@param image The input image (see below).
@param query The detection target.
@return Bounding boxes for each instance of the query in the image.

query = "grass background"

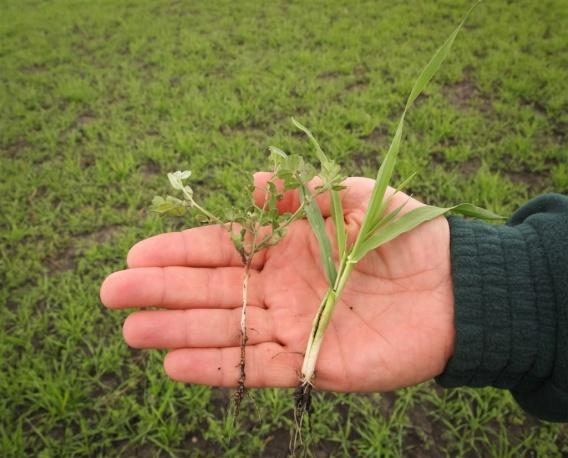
[1,0,567,456]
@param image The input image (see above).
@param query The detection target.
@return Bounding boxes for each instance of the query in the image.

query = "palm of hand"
[100,176,454,393]
[256,183,454,392]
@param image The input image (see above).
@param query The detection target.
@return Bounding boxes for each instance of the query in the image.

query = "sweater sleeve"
[436,194,568,422]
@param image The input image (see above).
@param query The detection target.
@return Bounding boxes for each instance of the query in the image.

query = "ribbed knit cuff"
[436,216,557,393]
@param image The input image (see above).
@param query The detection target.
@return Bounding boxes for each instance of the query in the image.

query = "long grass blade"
[331,190,347,259]
[450,202,504,220]
[364,117,405,230]
[406,0,482,110]
[365,195,412,238]
[394,172,417,195]
[353,1,482,248]
[352,201,503,262]
[292,117,346,265]
[353,205,450,261]
[300,184,337,285]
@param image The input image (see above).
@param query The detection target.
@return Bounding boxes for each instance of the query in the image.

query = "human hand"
[100,173,455,392]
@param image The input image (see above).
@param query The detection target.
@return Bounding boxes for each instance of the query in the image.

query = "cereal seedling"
[284,1,505,449]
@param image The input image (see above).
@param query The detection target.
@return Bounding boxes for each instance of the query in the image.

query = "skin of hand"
[100,172,455,393]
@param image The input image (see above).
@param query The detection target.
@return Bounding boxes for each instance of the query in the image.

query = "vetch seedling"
[151,152,329,417]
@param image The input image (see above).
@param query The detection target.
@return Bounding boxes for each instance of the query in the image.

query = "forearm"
[437,194,568,422]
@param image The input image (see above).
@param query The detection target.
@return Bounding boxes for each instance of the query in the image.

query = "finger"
[253,172,377,217]
[253,171,329,215]
[126,224,266,269]
[123,307,274,349]
[164,343,302,388]
[100,266,264,309]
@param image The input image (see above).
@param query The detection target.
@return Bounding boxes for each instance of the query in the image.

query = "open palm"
[100,173,455,393]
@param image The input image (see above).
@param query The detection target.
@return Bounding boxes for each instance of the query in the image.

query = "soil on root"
[232,332,248,417]
[290,382,314,454]
[232,262,251,418]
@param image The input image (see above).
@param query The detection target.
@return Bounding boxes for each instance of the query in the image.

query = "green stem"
[276,201,306,235]
[280,179,330,230]
[191,201,223,225]
[300,258,354,384]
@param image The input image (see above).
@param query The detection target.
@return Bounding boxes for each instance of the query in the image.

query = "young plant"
[150,154,328,416]
[284,0,503,443]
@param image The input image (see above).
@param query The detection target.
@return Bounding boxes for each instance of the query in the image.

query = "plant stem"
[278,184,329,234]
[280,202,306,230]
[234,257,251,417]
[299,259,354,386]
[191,201,224,225]
[233,203,264,416]
[293,257,355,447]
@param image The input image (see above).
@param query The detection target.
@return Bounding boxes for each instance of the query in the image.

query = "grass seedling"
[283,1,506,449]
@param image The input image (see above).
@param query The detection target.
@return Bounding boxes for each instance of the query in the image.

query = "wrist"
[439,217,456,374]
[437,215,557,390]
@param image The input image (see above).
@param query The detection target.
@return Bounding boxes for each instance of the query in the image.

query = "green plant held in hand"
[150,151,329,416]
[151,0,503,451]
[285,0,505,448]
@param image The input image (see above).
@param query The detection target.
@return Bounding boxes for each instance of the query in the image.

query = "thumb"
[252,171,332,216]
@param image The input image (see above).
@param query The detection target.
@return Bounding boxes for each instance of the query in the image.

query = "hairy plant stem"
[233,184,323,420]
[192,201,223,225]
[233,256,252,417]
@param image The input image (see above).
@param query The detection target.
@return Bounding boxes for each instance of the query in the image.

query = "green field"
[1,0,567,456]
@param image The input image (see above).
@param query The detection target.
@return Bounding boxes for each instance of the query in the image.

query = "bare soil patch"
[442,68,491,113]
[46,226,123,272]
[3,139,31,159]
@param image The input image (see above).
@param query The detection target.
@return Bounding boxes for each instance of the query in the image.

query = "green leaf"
[298,161,317,183]
[331,190,347,260]
[269,145,288,158]
[352,200,504,262]
[320,161,343,190]
[150,195,186,217]
[450,202,505,220]
[291,117,342,281]
[291,117,343,189]
[365,195,411,238]
[363,173,416,234]
[352,1,482,253]
[230,232,244,253]
[267,181,278,210]
[405,1,482,110]
[275,154,309,190]
[285,154,301,172]
[361,117,405,235]
[332,184,347,191]
[291,117,327,164]
[352,205,449,261]
[394,172,417,195]
[182,185,194,200]
[167,170,192,191]
[300,184,337,285]
[269,146,288,171]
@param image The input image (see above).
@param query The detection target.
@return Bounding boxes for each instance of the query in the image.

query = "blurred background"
[1,0,567,456]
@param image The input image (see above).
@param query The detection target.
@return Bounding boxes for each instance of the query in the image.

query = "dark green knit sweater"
[437,194,568,422]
